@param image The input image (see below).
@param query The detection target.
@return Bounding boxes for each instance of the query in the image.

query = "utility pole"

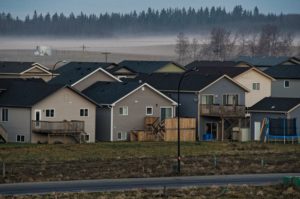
[102,52,111,63]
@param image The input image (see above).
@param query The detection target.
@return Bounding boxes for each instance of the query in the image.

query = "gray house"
[82,81,177,141]
[0,79,97,143]
[248,97,300,142]
[49,62,121,91]
[265,64,300,98]
[136,73,249,140]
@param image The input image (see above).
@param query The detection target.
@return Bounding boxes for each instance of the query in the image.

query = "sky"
[0,0,299,19]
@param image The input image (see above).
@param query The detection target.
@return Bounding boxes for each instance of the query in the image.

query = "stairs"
[0,124,8,143]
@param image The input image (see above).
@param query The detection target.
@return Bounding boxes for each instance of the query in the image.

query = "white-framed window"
[252,83,260,90]
[146,106,153,115]
[223,94,239,105]
[80,108,89,117]
[45,109,55,117]
[284,80,290,88]
[16,135,25,143]
[117,132,127,140]
[1,108,8,122]
[119,106,128,116]
[201,95,214,105]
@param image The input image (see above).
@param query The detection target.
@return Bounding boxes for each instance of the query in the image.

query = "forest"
[0,5,299,36]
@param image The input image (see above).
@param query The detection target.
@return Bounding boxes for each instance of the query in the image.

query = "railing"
[32,120,84,134]
[200,104,245,117]
[0,124,8,142]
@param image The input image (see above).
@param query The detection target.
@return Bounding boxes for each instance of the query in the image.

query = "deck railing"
[0,124,8,142]
[32,120,84,134]
[200,104,245,117]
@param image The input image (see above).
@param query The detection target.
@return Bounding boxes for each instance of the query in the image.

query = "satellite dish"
[34,46,52,56]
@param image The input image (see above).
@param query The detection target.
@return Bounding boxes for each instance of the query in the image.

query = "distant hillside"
[0,6,300,37]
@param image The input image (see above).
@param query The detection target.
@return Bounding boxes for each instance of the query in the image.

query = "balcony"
[200,104,245,117]
[32,120,85,135]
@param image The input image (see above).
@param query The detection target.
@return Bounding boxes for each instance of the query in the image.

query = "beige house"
[0,79,97,143]
[0,61,54,81]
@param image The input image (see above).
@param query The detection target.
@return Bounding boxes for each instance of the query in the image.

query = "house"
[112,60,185,79]
[248,97,300,141]
[0,79,97,143]
[136,73,249,140]
[0,61,54,81]
[234,56,289,71]
[82,81,177,141]
[185,61,274,107]
[49,62,121,91]
[265,64,300,98]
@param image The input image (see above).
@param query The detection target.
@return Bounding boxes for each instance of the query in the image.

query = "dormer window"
[284,80,290,88]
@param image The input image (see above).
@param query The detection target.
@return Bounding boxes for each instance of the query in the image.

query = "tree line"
[175,24,299,64]
[0,6,299,36]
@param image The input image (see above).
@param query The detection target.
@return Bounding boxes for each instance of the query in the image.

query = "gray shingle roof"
[49,62,115,85]
[248,97,300,112]
[235,56,289,67]
[265,64,300,79]
[0,61,35,73]
[185,61,240,69]
[0,79,63,107]
[118,60,183,74]
[82,81,142,105]
[134,73,225,91]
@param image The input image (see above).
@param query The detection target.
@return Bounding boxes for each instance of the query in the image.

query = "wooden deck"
[200,104,245,117]
[32,120,84,135]
[0,124,8,143]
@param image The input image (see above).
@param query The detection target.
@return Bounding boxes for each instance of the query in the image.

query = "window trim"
[201,94,215,105]
[222,94,239,106]
[16,134,25,143]
[80,108,89,117]
[252,82,260,90]
[146,106,153,116]
[284,80,290,88]
[1,108,8,122]
[45,108,55,118]
[119,106,128,116]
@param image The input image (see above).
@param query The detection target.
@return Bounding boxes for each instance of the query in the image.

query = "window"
[252,83,260,90]
[1,108,8,122]
[284,80,290,88]
[45,109,54,117]
[201,95,214,105]
[117,132,127,140]
[146,106,153,115]
[160,107,173,121]
[119,106,128,115]
[80,109,88,117]
[223,94,239,105]
[16,135,25,142]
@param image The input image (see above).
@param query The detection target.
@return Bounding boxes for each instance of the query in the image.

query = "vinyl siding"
[271,79,300,98]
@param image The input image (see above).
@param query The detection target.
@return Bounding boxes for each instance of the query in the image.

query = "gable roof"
[135,73,249,92]
[235,56,289,67]
[185,61,242,69]
[0,61,50,74]
[0,79,97,108]
[49,62,119,85]
[82,81,177,106]
[265,64,300,79]
[118,60,184,74]
[248,97,300,113]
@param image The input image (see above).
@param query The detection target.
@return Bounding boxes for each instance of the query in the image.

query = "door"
[205,122,218,139]
[35,110,41,128]
[254,122,261,141]
[160,107,173,121]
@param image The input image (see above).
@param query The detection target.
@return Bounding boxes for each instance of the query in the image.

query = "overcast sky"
[1,0,299,19]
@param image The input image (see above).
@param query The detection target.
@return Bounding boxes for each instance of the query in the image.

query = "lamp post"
[177,68,197,174]
[51,60,67,79]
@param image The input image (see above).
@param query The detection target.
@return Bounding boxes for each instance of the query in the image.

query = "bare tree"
[175,32,190,65]
[190,38,199,61]
[247,33,259,56]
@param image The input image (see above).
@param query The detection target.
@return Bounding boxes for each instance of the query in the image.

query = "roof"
[0,79,63,107]
[83,81,177,105]
[235,56,289,67]
[49,62,116,85]
[185,61,241,69]
[189,66,251,78]
[117,60,184,74]
[0,61,45,73]
[134,73,248,92]
[265,64,300,79]
[248,97,300,113]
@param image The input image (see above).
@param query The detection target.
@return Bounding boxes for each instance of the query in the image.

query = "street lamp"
[177,68,197,174]
[51,60,67,79]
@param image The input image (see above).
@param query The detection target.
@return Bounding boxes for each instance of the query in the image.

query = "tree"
[175,32,190,64]
[190,38,199,61]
